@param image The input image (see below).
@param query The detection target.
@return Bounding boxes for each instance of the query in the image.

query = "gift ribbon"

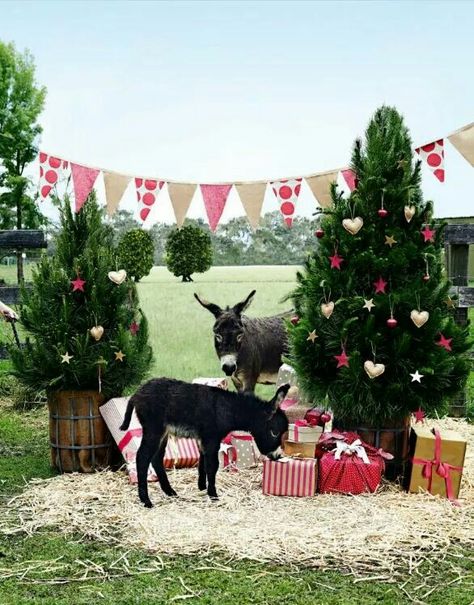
[333,439,370,464]
[118,428,142,451]
[412,429,463,504]
[293,419,316,442]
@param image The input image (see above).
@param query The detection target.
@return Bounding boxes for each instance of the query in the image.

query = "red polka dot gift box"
[318,433,393,495]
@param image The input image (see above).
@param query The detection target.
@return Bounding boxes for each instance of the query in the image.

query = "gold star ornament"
[363,298,375,312]
[384,235,397,248]
[115,350,126,362]
[307,330,318,343]
[445,297,456,309]
[61,352,73,364]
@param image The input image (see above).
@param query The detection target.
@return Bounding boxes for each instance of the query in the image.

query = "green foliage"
[289,106,472,425]
[9,194,153,399]
[165,224,213,281]
[117,228,154,282]
[0,40,47,231]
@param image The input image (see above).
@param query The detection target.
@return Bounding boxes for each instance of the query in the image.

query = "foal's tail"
[119,396,136,431]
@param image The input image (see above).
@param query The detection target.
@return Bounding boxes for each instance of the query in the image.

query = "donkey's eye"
[236,333,244,343]
[271,430,279,438]
[215,334,223,343]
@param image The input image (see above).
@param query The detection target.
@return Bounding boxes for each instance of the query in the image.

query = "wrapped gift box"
[192,377,228,389]
[284,440,316,458]
[288,421,323,443]
[406,426,466,501]
[318,437,386,495]
[262,458,317,497]
[219,431,261,471]
[100,397,200,484]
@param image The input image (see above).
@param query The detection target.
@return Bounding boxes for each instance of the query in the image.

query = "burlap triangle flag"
[103,171,131,216]
[70,163,100,212]
[235,182,267,229]
[168,183,197,227]
[448,122,474,166]
[305,171,339,208]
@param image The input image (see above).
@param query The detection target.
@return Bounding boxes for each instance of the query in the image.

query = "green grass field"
[0,265,473,604]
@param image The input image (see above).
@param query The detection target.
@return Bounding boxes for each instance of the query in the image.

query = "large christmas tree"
[289,107,471,426]
[11,194,153,398]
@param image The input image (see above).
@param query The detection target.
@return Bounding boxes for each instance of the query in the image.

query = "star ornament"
[410,370,424,383]
[373,276,388,294]
[115,350,126,362]
[421,225,436,243]
[329,252,344,270]
[334,349,350,369]
[445,297,456,309]
[413,408,426,423]
[436,333,452,352]
[363,298,375,312]
[307,330,318,343]
[384,235,397,248]
[61,352,73,364]
[71,276,86,292]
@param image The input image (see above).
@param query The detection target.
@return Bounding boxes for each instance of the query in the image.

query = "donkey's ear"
[233,290,256,315]
[271,383,290,409]
[194,293,222,318]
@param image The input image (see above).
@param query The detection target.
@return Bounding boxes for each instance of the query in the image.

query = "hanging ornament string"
[378,189,388,218]
[371,341,377,362]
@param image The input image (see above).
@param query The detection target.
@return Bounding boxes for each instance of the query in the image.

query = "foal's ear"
[194,293,222,318]
[270,383,290,409]
[233,290,256,315]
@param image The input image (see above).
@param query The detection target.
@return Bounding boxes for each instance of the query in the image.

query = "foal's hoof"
[209,495,219,502]
[143,500,153,508]
[165,489,178,497]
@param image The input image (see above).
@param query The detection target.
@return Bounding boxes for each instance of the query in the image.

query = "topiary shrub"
[165,224,213,282]
[118,229,155,282]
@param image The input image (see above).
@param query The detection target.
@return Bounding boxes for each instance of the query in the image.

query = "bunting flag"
[168,182,197,228]
[305,170,339,208]
[135,178,164,223]
[38,152,68,200]
[200,184,233,231]
[235,182,267,229]
[415,139,445,182]
[448,123,474,166]
[71,163,101,212]
[336,168,357,198]
[270,178,302,227]
[103,171,131,217]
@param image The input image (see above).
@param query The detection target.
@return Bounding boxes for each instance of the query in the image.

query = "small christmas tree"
[11,194,153,398]
[289,107,471,426]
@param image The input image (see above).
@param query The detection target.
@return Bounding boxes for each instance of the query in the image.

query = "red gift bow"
[412,429,463,504]
[220,432,254,470]
[118,427,142,451]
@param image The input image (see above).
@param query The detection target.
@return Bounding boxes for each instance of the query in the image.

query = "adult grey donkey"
[194,290,289,392]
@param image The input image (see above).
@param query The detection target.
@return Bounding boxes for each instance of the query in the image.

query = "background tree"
[118,228,155,282]
[165,224,212,282]
[10,193,153,398]
[0,41,47,282]
[289,106,471,426]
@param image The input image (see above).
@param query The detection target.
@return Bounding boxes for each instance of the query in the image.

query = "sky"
[1,0,474,225]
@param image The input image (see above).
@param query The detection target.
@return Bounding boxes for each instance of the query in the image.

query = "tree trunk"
[15,180,24,284]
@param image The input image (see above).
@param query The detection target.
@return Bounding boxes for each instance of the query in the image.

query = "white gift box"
[288,423,323,443]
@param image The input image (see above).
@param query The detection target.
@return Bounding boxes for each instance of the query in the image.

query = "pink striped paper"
[262,458,317,497]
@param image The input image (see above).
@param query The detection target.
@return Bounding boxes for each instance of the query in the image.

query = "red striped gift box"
[262,458,317,497]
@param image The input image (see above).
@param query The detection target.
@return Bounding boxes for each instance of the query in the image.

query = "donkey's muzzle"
[222,363,237,376]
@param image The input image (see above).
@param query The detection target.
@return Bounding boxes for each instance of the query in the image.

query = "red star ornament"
[421,225,436,243]
[130,321,140,335]
[71,276,86,292]
[334,348,350,368]
[373,276,388,294]
[413,408,426,423]
[436,333,452,351]
[329,252,344,270]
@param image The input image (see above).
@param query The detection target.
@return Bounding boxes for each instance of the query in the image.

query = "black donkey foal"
[120,378,290,507]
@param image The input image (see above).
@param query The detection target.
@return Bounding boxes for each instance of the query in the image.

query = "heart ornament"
[364,360,385,379]
[108,269,127,285]
[342,217,364,235]
[90,326,104,341]
[410,310,429,328]
[404,206,416,223]
[321,301,335,319]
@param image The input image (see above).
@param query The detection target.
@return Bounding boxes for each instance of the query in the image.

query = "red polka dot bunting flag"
[270,178,302,227]
[336,168,357,199]
[415,139,445,182]
[38,152,69,200]
[134,178,164,223]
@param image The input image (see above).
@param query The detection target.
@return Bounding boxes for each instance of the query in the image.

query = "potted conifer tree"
[289,106,472,478]
[11,194,153,472]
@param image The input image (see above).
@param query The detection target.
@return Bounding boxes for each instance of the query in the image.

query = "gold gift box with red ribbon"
[406,426,467,501]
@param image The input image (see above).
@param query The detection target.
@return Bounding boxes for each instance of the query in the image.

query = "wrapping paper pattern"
[270,178,302,227]
[135,178,164,223]
[71,163,100,212]
[263,458,317,497]
[192,377,228,389]
[288,423,322,443]
[38,152,69,200]
[219,431,261,471]
[318,449,384,494]
[415,139,445,182]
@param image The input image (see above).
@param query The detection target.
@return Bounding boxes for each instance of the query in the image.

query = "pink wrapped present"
[262,458,317,497]
[219,431,261,471]
[100,397,200,484]
[192,377,228,389]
